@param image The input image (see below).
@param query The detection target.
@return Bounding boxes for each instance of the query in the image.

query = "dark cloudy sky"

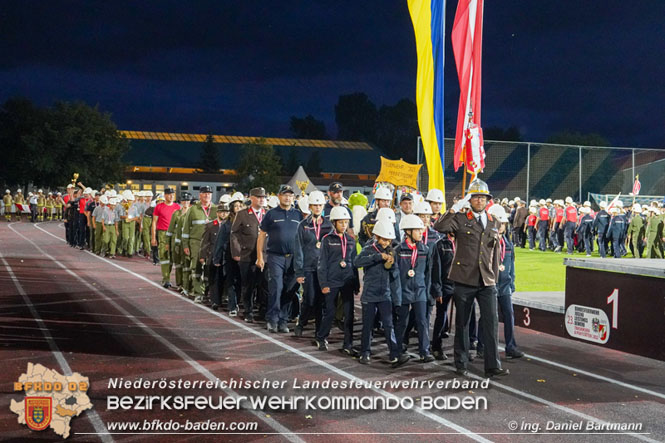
[2,1,664,147]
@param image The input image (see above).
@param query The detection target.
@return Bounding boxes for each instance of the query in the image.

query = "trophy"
[71,172,79,186]
[296,179,309,195]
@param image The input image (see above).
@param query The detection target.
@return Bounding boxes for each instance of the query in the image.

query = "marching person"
[576,206,594,256]
[101,197,119,258]
[294,190,332,337]
[231,188,266,323]
[607,207,626,258]
[394,214,435,364]
[426,188,445,224]
[211,201,234,312]
[643,207,662,259]
[3,190,13,222]
[537,199,549,251]
[430,220,455,361]
[316,206,359,354]
[593,201,610,258]
[14,189,25,222]
[627,204,645,258]
[152,188,181,288]
[525,207,537,250]
[355,220,405,366]
[167,193,192,293]
[563,197,578,254]
[200,203,231,310]
[325,182,354,232]
[256,185,302,333]
[512,199,527,248]
[91,195,106,255]
[182,186,216,303]
[434,178,509,378]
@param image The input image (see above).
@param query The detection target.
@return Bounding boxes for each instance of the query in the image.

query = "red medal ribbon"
[423,228,429,244]
[339,233,347,262]
[313,216,322,241]
[251,207,263,224]
[202,204,211,220]
[406,239,418,269]
[500,236,506,262]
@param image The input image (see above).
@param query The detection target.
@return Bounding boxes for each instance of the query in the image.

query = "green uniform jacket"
[182,203,217,249]
[627,214,644,238]
[167,208,187,249]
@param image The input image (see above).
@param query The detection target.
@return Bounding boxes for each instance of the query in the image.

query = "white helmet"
[501,198,509,205]
[298,196,310,215]
[374,187,393,201]
[5,189,9,193]
[539,199,546,206]
[84,187,92,195]
[425,188,444,203]
[632,204,641,213]
[38,189,43,193]
[565,197,573,204]
[399,214,425,230]
[609,207,619,214]
[127,192,135,201]
[529,206,537,214]
[376,207,396,224]
[372,219,396,239]
[599,201,607,209]
[329,206,351,221]
[230,192,245,203]
[17,189,22,193]
[28,192,33,196]
[488,204,509,223]
[144,190,153,197]
[268,196,279,208]
[530,199,538,206]
[508,200,515,206]
[107,190,117,198]
[651,207,661,215]
[108,197,119,205]
[219,194,232,204]
[66,184,74,189]
[546,198,552,204]
[514,197,521,203]
[616,200,624,208]
[580,206,590,214]
[413,201,433,215]
[308,190,326,205]
[100,195,109,204]
[583,201,591,207]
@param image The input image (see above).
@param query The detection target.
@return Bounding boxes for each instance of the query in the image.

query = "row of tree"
[0,98,129,189]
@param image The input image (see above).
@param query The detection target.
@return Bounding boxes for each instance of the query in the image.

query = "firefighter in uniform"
[359,187,393,246]
[167,193,192,292]
[182,186,216,303]
[3,190,13,222]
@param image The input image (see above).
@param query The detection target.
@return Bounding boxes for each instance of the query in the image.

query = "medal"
[340,261,347,268]
[499,264,505,272]
[339,233,348,268]
[316,241,321,249]
[407,269,415,278]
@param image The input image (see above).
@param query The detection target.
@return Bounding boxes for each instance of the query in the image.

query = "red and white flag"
[606,193,622,211]
[452,0,485,174]
[632,175,641,195]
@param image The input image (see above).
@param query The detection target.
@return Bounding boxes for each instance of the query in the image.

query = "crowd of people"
[502,196,664,258]
[3,178,663,378]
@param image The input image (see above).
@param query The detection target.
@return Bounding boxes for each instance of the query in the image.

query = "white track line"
[0,243,113,443]
[30,223,491,442]
[11,224,303,443]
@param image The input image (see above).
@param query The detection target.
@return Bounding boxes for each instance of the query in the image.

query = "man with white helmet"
[256,185,303,332]
[592,200,610,258]
[359,187,393,245]
[526,206,538,250]
[512,199,528,248]
[433,178,509,378]
[354,219,403,366]
[537,199,549,251]
[91,194,106,255]
[393,214,435,365]
[562,197,578,254]
[627,204,645,258]
[575,207,594,256]
[3,189,13,222]
[294,190,333,337]
[607,207,626,258]
[426,188,445,223]
[316,205,358,353]
[100,197,120,258]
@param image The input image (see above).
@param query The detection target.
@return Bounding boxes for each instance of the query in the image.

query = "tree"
[281,148,300,176]
[483,125,523,142]
[0,98,129,189]
[235,138,282,193]
[335,92,378,142]
[375,98,420,162]
[305,151,322,177]
[546,130,609,147]
[290,114,327,139]
[197,133,220,173]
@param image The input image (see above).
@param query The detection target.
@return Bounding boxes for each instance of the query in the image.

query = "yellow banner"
[375,157,422,189]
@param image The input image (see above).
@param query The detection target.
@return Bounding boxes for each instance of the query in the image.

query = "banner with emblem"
[375,157,422,190]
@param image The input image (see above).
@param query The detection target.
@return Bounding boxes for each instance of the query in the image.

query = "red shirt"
[527,214,537,226]
[63,195,70,204]
[154,202,181,231]
[555,208,564,223]
[538,207,549,221]
[78,198,88,214]
[565,206,578,222]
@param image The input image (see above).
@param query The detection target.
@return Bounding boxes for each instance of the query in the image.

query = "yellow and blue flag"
[407,0,446,203]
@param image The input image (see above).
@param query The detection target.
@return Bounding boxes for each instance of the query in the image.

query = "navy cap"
[164,187,175,195]
[278,185,295,194]
[180,192,191,201]
[400,193,413,202]
[328,182,343,192]
[199,185,213,193]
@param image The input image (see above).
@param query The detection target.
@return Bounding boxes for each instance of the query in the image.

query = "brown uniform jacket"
[230,207,265,262]
[433,210,501,287]
[513,206,528,228]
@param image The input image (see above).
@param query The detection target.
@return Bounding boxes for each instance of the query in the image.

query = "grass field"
[514,247,567,292]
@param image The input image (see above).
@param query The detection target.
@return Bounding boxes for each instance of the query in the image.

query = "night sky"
[2,1,664,147]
